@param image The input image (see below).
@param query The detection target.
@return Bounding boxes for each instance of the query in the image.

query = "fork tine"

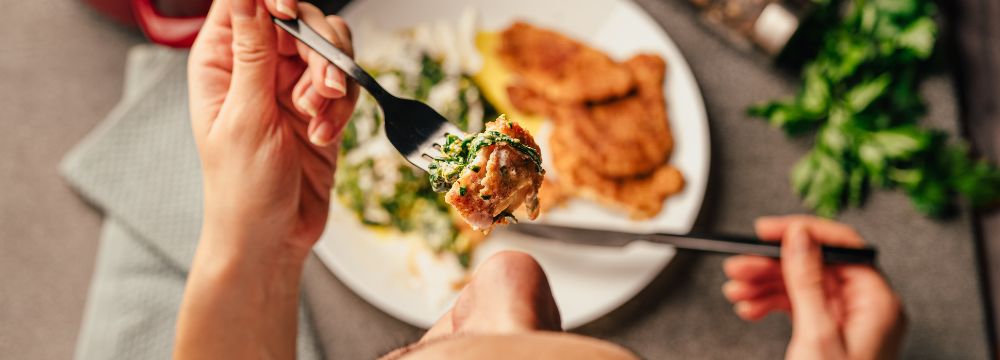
[402,122,464,171]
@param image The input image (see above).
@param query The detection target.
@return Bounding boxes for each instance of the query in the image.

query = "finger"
[308,52,359,147]
[307,114,339,147]
[836,265,900,314]
[722,280,786,303]
[310,77,359,146]
[188,0,233,139]
[226,0,278,109]
[202,0,234,30]
[292,75,326,119]
[326,15,354,57]
[781,221,838,338]
[836,266,906,354]
[297,5,350,98]
[723,255,783,282]
[734,294,791,321]
[276,56,307,100]
[275,23,299,57]
[755,215,865,247]
[263,0,297,19]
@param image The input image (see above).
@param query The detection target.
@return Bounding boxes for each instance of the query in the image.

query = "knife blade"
[510,223,877,264]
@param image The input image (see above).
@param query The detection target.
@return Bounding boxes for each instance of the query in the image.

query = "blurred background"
[1,0,998,358]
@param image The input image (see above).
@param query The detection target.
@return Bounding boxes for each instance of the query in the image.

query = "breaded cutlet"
[550,131,685,219]
[549,53,674,178]
[498,22,635,104]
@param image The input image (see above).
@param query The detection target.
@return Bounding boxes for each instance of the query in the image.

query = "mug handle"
[131,0,206,48]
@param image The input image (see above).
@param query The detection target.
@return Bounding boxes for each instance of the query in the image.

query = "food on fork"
[429,115,545,231]
[498,22,635,103]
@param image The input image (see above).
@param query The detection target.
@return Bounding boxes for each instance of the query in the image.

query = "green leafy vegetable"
[428,120,544,193]
[750,0,1000,216]
[335,52,499,266]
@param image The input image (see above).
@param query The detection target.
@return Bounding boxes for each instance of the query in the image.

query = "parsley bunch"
[750,0,1000,217]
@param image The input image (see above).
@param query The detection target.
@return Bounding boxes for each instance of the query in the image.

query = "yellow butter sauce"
[471,31,546,135]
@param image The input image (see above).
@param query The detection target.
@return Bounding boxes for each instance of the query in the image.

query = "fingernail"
[721,282,736,297]
[734,302,750,315]
[310,121,334,146]
[276,0,297,18]
[297,86,319,117]
[324,65,346,95]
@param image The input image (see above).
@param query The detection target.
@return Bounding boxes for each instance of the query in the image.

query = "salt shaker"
[688,0,830,63]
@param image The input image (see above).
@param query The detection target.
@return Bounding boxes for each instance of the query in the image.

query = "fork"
[273,17,462,171]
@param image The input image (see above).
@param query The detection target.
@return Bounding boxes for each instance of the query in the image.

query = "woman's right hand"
[722,216,906,359]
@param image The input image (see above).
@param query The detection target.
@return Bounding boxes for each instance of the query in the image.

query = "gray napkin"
[63,45,321,360]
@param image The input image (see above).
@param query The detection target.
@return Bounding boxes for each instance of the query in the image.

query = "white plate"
[314,0,711,329]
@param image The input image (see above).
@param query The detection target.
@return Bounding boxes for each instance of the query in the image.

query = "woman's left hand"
[188,0,358,262]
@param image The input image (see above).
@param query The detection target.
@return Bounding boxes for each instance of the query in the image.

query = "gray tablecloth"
[62,0,991,359]
[64,46,322,360]
[304,0,991,358]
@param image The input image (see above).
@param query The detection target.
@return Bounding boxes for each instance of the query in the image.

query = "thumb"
[782,222,837,340]
[228,0,277,105]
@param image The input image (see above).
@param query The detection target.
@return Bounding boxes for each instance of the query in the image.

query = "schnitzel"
[487,22,685,220]
[550,54,674,178]
[550,132,685,219]
[504,51,685,219]
[498,22,634,103]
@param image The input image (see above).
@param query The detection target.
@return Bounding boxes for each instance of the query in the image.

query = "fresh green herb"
[415,53,446,100]
[337,53,500,267]
[428,118,544,193]
[459,186,467,196]
[750,0,1000,217]
[457,252,471,268]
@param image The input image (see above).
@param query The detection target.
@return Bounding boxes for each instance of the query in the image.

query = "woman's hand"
[722,216,906,359]
[188,0,357,261]
[176,0,357,358]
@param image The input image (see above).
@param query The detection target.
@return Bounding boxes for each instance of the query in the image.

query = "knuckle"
[330,17,352,39]
[233,37,273,64]
[326,15,347,30]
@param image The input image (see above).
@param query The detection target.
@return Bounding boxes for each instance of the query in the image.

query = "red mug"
[84,0,211,48]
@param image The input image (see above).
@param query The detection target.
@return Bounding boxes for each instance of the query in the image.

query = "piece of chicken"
[433,116,545,231]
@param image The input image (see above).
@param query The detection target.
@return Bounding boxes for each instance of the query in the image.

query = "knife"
[510,223,877,264]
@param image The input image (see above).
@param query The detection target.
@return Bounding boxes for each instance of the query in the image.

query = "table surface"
[0,1,143,359]
[0,0,993,359]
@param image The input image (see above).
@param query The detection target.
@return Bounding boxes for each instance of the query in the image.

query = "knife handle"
[661,232,877,265]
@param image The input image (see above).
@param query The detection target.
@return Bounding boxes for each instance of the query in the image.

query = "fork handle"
[273,17,395,104]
